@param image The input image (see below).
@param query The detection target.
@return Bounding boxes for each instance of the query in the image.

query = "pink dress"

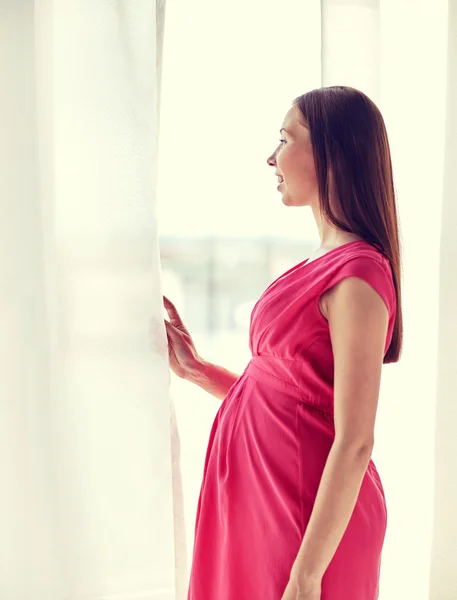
[187,240,396,600]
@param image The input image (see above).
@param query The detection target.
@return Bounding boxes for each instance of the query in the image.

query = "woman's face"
[266,105,319,208]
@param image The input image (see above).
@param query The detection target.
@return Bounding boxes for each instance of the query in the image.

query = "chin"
[281,194,309,207]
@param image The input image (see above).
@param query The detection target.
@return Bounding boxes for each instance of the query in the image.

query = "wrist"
[290,560,324,584]
[185,357,210,383]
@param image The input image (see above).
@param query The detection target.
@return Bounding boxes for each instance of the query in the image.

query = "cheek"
[282,156,315,188]
[277,147,295,174]
[287,163,318,203]
[299,157,317,185]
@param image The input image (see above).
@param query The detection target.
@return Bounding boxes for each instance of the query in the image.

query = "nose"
[266,152,276,167]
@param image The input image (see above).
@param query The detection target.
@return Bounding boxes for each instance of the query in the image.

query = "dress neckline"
[266,240,370,292]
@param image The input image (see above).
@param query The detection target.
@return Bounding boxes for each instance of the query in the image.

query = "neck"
[311,203,361,248]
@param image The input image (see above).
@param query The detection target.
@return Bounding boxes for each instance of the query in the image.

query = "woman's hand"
[280,574,322,600]
[154,295,203,379]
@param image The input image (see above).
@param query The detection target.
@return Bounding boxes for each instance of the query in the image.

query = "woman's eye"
[279,138,286,145]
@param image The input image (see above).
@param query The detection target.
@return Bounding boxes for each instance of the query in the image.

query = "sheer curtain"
[158,1,457,599]
[0,1,186,599]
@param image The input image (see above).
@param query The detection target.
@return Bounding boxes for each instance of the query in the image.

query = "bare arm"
[289,275,388,587]
[186,359,240,402]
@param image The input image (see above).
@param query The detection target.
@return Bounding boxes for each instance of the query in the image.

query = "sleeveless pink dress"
[187,240,396,600]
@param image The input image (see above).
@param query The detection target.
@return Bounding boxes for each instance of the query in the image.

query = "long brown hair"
[294,86,402,363]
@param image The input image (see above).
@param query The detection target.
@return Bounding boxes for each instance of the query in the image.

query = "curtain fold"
[430,1,457,598]
[0,1,185,598]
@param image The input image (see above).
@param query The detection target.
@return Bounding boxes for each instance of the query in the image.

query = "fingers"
[163,295,179,322]
[165,331,173,357]
[164,317,184,340]
[163,296,186,331]
[163,295,174,309]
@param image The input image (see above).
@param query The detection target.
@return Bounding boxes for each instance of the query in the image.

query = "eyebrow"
[279,128,290,134]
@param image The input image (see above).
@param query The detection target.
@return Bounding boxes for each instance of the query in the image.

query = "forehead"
[281,105,304,130]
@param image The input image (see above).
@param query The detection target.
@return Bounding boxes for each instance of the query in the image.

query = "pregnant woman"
[162,85,402,600]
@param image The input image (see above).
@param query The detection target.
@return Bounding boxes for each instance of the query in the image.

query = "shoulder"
[320,243,396,321]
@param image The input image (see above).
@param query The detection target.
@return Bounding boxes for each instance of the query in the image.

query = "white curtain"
[0,1,187,599]
[430,0,457,597]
